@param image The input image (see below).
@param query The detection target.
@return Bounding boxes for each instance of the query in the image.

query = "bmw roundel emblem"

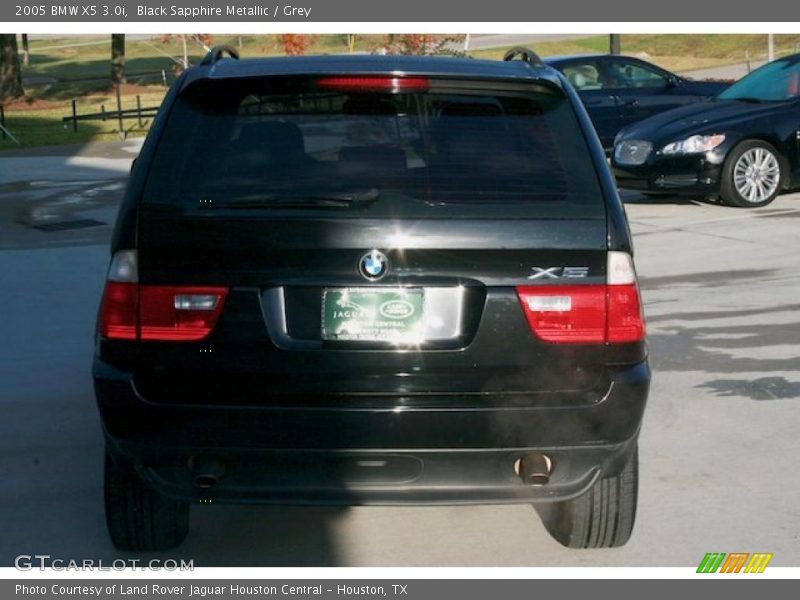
[359,249,389,281]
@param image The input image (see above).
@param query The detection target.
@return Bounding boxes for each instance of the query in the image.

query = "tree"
[21,34,29,66]
[111,34,126,85]
[280,34,310,56]
[0,34,24,100]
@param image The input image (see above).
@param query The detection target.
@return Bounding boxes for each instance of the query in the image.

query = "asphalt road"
[1,144,799,567]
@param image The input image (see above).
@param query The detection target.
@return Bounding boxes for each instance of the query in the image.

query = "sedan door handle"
[619,98,640,107]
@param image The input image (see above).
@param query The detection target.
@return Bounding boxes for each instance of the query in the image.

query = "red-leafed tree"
[279,34,309,56]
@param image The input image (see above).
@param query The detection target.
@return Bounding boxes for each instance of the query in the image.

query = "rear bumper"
[95,360,650,505]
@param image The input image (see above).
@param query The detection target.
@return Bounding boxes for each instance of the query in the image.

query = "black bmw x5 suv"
[94,47,650,551]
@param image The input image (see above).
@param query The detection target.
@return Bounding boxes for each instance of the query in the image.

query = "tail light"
[605,252,646,343]
[98,250,228,342]
[316,76,430,92]
[138,286,229,341]
[516,252,645,345]
[98,282,138,340]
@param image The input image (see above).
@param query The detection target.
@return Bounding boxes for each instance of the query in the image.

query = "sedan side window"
[562,64,604,91]
[607,60,668,89]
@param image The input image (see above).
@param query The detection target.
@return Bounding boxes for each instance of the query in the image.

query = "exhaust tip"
[515,453,553,486]
[188,454,226,489]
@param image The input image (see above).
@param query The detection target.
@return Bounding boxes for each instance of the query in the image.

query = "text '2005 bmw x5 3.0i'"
[94,46,650,551]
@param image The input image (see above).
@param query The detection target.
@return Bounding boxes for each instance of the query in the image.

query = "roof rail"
[502,47,545,69]
[200,45,240,66]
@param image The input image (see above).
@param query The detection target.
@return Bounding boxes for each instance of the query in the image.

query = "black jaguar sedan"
[612,53,800,207]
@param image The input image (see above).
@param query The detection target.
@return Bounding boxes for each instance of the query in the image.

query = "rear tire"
[104,449,190,551]
[535,446,638,549]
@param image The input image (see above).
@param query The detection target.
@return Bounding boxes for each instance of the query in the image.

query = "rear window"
[143,75,605,218]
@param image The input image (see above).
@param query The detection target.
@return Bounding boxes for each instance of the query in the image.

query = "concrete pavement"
[0,142,137,251]
[0,147,798,566]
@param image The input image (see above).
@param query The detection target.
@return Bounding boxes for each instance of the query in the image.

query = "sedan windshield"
[719,56,800,102]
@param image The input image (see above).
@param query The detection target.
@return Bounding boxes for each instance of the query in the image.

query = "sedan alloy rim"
[733,147,780,203]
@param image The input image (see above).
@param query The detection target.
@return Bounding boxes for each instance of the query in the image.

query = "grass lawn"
[2,106,141,147]
[1,86,168,150]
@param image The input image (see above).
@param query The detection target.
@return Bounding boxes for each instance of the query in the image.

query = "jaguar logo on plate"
[358,249,389,281]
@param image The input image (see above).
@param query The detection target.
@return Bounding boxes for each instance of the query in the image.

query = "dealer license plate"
[321,288,424,343]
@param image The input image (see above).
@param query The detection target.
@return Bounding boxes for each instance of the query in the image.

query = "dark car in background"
[94,47,649,551]
[612,53,800,207]
[546,54,729,149]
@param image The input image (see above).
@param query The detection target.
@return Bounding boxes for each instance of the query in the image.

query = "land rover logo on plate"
[379,299,415,320]
[359,250,388,281]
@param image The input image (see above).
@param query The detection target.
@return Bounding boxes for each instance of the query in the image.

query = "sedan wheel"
[721,141,783,207]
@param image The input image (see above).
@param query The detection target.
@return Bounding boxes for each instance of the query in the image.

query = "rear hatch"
[127,72,613,406]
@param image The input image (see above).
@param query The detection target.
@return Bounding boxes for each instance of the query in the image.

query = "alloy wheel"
[733,147,780,204]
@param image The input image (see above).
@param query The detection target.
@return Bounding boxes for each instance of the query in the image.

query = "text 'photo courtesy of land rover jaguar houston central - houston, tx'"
[93,47,650,552]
